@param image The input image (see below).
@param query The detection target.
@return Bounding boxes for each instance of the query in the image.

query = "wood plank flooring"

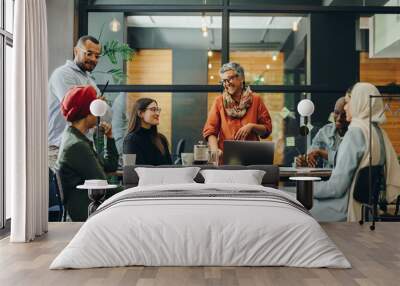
[0,222,399,286]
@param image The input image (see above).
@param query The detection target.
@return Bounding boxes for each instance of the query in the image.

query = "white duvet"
[50,183,351,269]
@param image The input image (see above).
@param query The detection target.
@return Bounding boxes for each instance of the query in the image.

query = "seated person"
[296,96,349,168]
[311,82,400,222]
[202,62,272,162]
[56,85,119,222]
[123,98,172,165]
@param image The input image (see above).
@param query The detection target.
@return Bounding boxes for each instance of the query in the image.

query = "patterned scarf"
[222,86,253,118]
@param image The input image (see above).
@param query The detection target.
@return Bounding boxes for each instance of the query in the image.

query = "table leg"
[296,181,314,210]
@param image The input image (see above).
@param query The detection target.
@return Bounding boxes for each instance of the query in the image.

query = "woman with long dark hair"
[123,98,172,165]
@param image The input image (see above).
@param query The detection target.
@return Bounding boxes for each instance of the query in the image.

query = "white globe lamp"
[90,99,108,117]
[90,99,109,155]
[297,99,314,117]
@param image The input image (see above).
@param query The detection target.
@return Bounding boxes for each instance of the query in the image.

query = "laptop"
[223,140,275,165]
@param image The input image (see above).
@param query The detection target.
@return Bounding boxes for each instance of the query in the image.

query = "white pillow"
[200,169,266,185]
[135,167,201,186]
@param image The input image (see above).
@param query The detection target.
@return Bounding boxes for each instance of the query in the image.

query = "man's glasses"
[146,107,162,113]
[78,47,101,60]
[220,74,239,84]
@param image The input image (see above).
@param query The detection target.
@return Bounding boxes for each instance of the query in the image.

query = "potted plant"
[99,39,134,84]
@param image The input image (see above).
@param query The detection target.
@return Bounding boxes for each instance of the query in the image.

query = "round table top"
[289,176,321,181]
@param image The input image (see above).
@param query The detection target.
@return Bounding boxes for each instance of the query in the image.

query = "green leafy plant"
[99,40,135,83]
[102,40,134,64]
[93,23,135,84]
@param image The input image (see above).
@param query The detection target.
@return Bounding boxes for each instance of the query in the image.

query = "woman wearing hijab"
[123,98,172,165]
[311,82,400,222]
[56,85,119,222]
[202,62,272,163]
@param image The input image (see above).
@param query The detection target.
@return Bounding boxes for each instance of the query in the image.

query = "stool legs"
[87,189,107,216]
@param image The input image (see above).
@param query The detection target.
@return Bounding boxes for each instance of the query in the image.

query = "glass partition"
[229,13,307,87]
[88,12,222,86]
[5,43,12,220]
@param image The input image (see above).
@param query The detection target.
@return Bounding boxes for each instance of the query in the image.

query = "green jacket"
[56,126,119,221]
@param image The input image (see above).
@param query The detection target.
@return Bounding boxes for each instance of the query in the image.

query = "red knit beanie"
[61,85,97,122]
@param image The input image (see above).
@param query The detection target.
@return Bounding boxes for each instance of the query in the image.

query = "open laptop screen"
[223,140,275,165]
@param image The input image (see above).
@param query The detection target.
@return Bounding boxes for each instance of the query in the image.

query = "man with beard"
[48,35,101,170]
[203,62,272,164]
[296,95,350,168]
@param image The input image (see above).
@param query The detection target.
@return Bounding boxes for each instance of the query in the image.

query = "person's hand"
[234,123,254,140]
[295,155,307,167]
[100,122,113,139]
[306,150,320,168]
[210,148,223,159]
[318,149,328,160]
[217,148,223,159]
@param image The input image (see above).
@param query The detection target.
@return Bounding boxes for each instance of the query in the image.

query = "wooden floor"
[0,222,399,286]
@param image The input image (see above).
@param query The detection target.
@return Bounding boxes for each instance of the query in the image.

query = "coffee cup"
[122,154,136,166]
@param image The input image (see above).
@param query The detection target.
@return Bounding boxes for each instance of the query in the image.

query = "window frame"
[1,0,13,231]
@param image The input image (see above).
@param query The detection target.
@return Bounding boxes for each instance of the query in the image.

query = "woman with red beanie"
[55,85,118,221]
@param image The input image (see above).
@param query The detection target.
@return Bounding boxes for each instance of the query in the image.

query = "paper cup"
[181,153,194,166]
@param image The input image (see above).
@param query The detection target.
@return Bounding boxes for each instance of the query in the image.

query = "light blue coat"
[311,127,366,222]
[309,122,343,168]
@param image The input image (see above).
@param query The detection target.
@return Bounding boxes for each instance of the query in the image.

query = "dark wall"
[307,13,358,128]
[172,49,208,154]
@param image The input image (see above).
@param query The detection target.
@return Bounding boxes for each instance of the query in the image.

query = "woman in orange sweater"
[203,62,272,162]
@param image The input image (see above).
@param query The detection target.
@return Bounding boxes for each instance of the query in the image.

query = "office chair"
[48,168,64,222]
[355,165,400,230]
[54,169,67,222]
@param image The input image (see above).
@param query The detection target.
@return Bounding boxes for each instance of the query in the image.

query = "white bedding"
[50,183,351,269]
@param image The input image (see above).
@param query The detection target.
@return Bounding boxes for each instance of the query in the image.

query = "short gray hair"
[219,62,245,80]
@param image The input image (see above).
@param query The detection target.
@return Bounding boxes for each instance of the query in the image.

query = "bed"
[50,165,350,269]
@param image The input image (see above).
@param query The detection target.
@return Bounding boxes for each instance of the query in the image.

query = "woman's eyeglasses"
[220,74,239,84]
[146,107,162,113]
